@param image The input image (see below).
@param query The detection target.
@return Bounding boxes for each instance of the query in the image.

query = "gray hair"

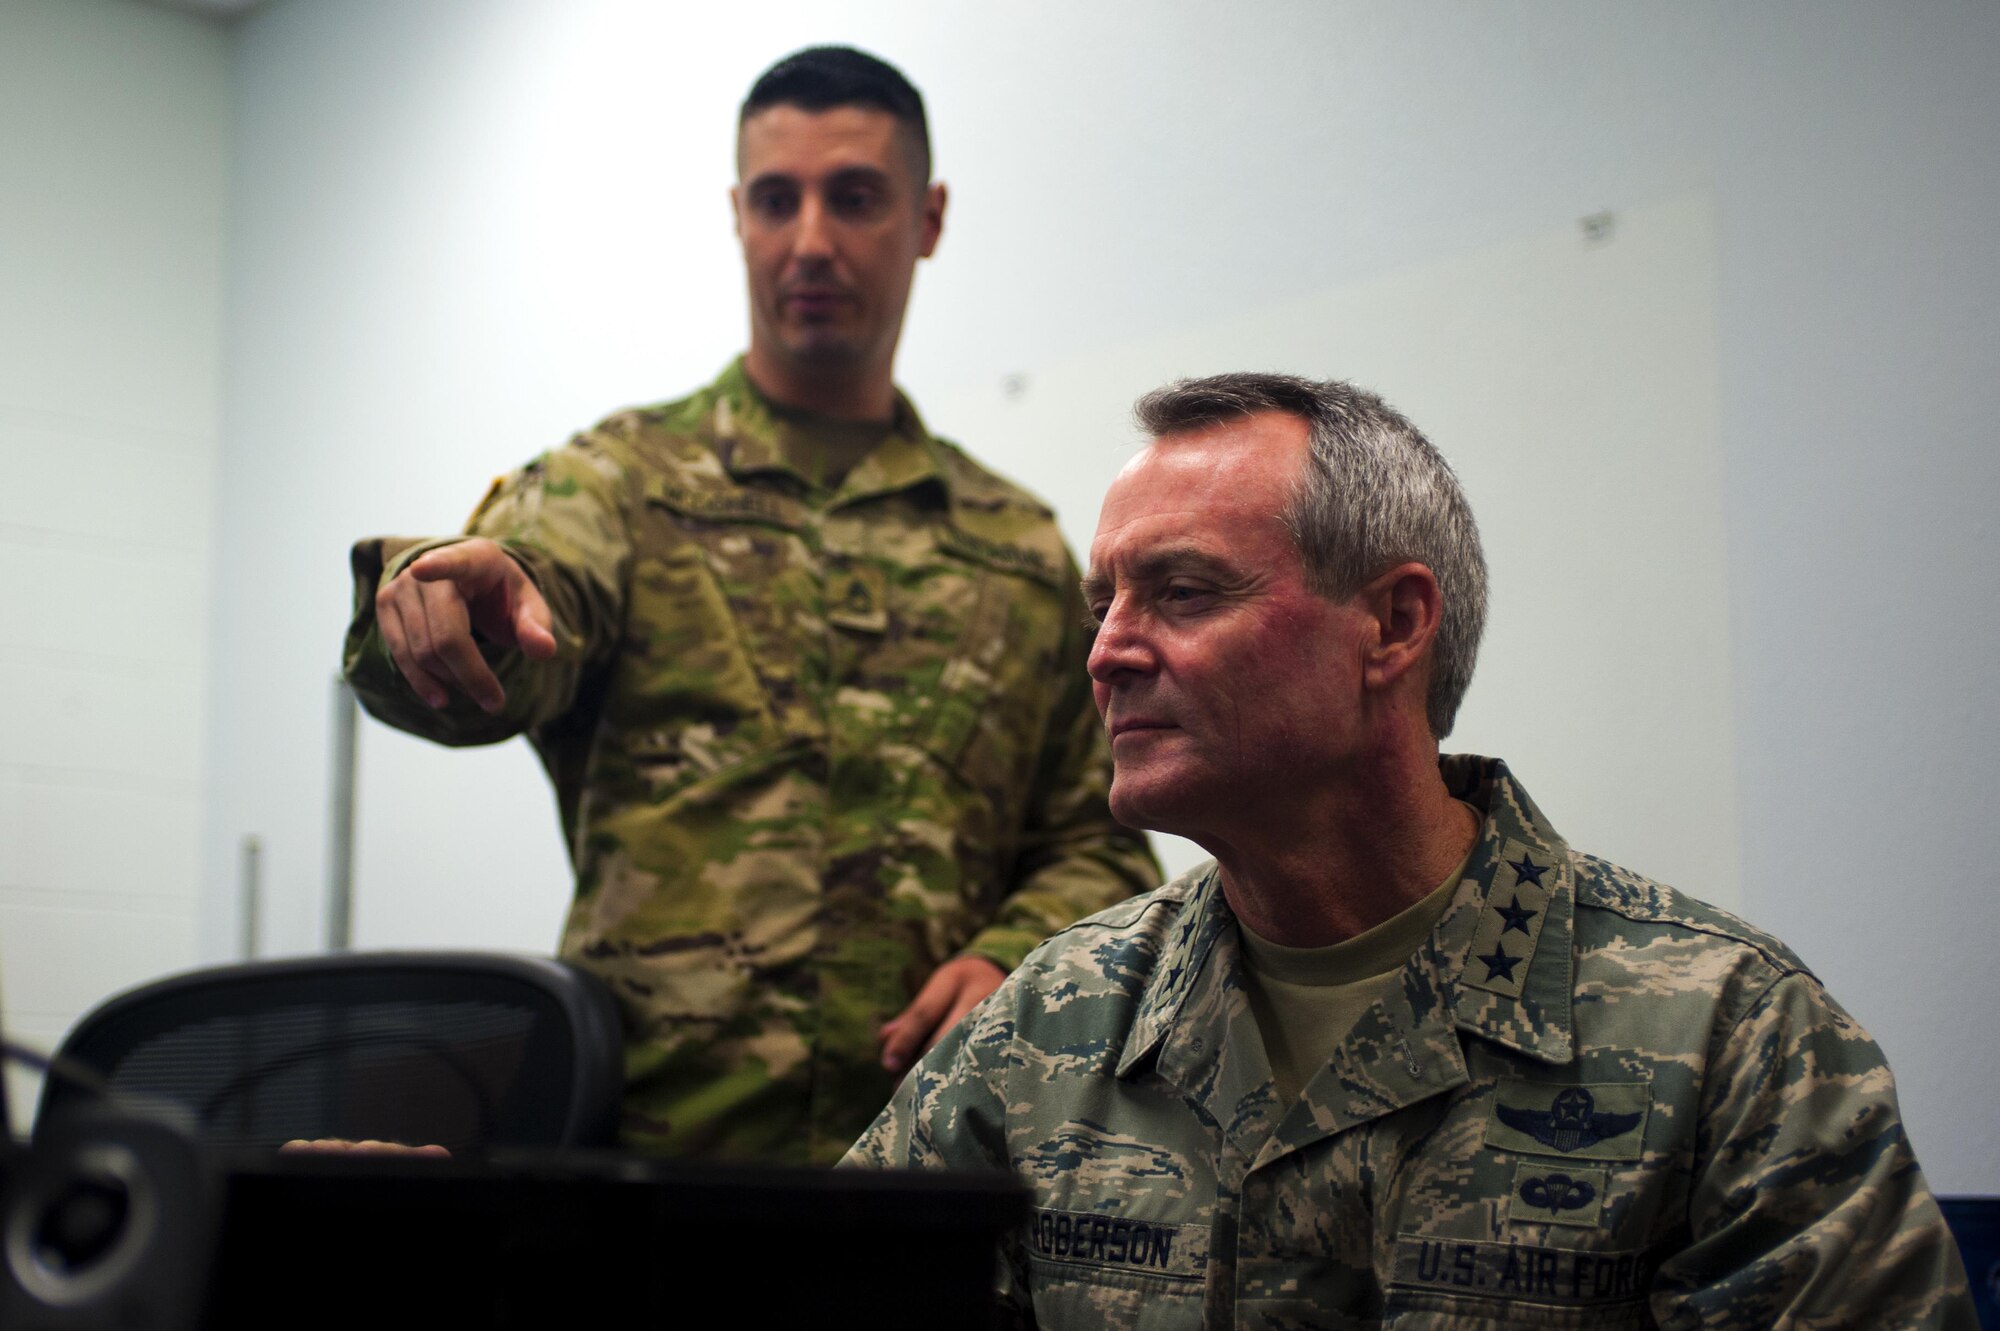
[1133,373,1488,738]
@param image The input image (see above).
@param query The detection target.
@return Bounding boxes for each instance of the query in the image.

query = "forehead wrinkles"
[1081,540,1242,603]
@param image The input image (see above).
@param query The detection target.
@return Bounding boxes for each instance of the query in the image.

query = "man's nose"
[1086,598,1155,684]
[791,194,835,262]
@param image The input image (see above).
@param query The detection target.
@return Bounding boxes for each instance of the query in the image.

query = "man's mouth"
[783,287,851,317]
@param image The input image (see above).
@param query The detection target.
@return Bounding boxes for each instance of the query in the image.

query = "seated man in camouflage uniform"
[341,47,1157,1164]
[847,373,1973,1327]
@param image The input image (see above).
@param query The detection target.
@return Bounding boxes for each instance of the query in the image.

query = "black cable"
[2,1038,113,1102]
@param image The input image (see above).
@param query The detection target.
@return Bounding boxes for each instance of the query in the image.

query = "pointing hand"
[374,538,556,713]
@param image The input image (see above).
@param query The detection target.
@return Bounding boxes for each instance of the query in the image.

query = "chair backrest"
[34,953,625,1154]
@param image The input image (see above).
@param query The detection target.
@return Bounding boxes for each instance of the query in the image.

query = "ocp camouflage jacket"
[848,756,1972,1329]
[344,360,1158,1163]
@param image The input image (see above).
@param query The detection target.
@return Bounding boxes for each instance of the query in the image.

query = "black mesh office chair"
[33,953,625,1155]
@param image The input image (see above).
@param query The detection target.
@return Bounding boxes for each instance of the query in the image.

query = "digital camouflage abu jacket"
[848,755,1973,1329]
[344,360,1159,1164]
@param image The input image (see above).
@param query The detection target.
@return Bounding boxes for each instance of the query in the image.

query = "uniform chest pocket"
[616,486,818,799]
[860,543,1067,821]
[1026,1264,1206,1330]
[1381,1292,1655,1331]
[1022,1207,1210,1330]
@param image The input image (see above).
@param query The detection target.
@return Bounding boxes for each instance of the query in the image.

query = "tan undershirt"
[1238,824,1477,1107]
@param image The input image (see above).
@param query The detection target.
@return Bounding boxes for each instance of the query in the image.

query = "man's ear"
[919,181,947,259]
[1359,562,1442,694]
[728,184,745,241]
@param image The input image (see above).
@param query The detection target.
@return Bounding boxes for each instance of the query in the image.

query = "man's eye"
[749,189,797,219]
[1162,586,1211,609]
[831,187,883,216]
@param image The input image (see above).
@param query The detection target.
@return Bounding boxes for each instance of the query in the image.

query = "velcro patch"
[937,524,1060,587]
[1486,1080,1650,1160]
[1024,1208,1207,1282]
[1463,838,1558,999]
[465,474,508,528]
[827,564,889,634]
[1390,1236,1658,1305]
[648,482,807,531]
[1509,1162,1610,1227]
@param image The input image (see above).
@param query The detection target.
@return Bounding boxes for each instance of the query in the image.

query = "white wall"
[201,0,2000,1186]
[925,191,1739,913]
[0,0,228,1125]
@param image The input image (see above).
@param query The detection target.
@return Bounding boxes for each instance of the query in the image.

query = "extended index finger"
[415,575,508,713]
[408,540,506,592]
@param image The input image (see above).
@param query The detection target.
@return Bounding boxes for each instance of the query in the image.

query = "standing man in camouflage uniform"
[849,374,1973,1327]
[341,47,1157,1165]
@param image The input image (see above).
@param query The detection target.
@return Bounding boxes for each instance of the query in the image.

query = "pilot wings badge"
[1493,1086,1645,1156]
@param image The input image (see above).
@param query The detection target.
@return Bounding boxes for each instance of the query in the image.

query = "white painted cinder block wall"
[0,0,227,1125]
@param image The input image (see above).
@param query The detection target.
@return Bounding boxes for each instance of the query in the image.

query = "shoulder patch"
[464,474,509,529]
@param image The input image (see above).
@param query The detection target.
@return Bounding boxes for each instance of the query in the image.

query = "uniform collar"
[1119,864,1237,1081]
[1119,755,1577,1084]
[1436,754,1576,1066]
[705,357,949,508]
[1117,866,1288,1159]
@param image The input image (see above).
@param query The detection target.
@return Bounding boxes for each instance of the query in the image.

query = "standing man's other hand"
[280,1138,451,1159]
[877,955,1007,1075]
[374,538,557,713]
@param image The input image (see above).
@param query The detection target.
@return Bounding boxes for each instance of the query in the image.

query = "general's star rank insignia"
[1478,943,1522,982]
[1495,895,1538,935]
[1463,838,1560,1000]
[1508,852,1549,887]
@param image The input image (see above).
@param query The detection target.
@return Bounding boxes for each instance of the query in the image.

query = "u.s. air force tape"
[1024,1208,1208,1281]
[1391,1236,1661,1305]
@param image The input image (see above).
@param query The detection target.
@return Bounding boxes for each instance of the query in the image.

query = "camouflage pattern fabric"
[847,756,1974,1329]
[343,360,1159,1164]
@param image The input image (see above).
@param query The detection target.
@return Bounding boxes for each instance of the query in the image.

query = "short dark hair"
[739,46,931,183]
[1135,373,1489,740]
